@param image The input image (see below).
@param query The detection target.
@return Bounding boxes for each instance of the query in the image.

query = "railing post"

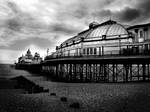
[137,64,140,81]
[143,64,146,81]
[112,64,115,82]
[148,64,150,80]
[129,64,132,81]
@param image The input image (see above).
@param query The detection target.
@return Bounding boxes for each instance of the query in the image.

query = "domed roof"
[34,52,40,57]
[60,20,129,48]
[87,22,128,38]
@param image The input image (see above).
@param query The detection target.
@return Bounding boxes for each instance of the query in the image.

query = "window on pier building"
[140,30,144,38]
[87,48,90,55]
[83,48,86,54]
[90,48,93,55]
[145,44,148,51]
[94,48,97,55]
[84,47,97,55]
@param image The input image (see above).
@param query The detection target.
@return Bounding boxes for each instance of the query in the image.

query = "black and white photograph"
[0,0,150,112]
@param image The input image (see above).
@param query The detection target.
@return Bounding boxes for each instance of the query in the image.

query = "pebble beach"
[0,64,150,112]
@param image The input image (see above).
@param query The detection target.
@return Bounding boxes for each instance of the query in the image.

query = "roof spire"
[27,48,31,55]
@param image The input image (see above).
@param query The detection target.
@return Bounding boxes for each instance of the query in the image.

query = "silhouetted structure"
[16,49,42,72]
[18,49,42,64]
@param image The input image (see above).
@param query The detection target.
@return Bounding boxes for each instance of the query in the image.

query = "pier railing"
[45,50,150,60]
[45,41,150,60]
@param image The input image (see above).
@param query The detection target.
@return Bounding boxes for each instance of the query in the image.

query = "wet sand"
[0,64,150,112]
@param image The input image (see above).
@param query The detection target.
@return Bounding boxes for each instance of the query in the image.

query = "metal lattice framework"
[42,56,150,82]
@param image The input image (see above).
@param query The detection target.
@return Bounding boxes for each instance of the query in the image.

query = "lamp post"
[47,48,49,56]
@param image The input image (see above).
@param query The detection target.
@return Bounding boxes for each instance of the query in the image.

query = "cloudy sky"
[0,0,150,63]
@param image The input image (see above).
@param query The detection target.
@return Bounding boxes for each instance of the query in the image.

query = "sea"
[0,64,43,79]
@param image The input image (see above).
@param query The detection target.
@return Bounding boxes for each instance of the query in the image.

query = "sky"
[0,0,150,63]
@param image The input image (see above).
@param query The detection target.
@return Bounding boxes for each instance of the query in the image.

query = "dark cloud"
[4,2,23,32]
[136,0,150,20]
[138,0,150,12]
[113,0,150,23]
[85,0,150,23]
[6,18,21,31]
[4,1,47,32]
[54,0,116,21]
[4,2,27,32]
[117,7,141,22]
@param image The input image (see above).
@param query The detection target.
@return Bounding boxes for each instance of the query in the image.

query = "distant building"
[18,49,42,64]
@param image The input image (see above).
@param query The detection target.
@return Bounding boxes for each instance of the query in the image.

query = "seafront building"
[42,20,150,82]
[45,20,150,59]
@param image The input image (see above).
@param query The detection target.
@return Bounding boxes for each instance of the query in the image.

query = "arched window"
[140,30,143,38]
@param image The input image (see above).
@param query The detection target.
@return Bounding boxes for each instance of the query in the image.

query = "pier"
[42,55,150,82]
[40,20,150,82]
[14,20,150,83]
